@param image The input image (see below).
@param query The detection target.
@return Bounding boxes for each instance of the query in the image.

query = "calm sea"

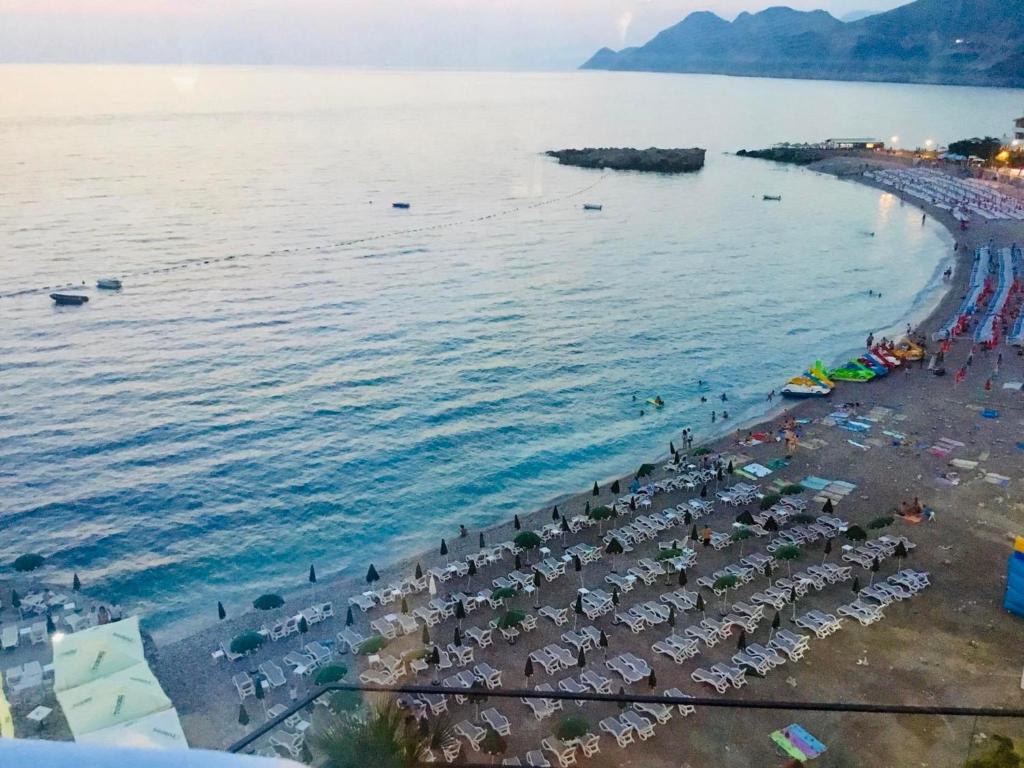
[1,66,1018,639]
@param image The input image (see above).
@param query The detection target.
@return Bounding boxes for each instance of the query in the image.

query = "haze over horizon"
[0,0,906,70]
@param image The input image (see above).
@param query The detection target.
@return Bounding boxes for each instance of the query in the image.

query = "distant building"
[823,138,885,150]
[1014,115,1024,142]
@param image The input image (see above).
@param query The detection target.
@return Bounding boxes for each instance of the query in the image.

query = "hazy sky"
[0,0,909,70]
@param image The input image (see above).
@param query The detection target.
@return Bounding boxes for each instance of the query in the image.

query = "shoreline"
[150,153,966,651]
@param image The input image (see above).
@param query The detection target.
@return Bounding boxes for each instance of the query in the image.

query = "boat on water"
[97,278,122,290]
[392,202,411,209]
[50,293,89,306]
[583,203,603,211]
[763,195,782,201]
[645,396,665,408]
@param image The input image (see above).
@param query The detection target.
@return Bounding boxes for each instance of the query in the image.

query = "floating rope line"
[1,173,606,301]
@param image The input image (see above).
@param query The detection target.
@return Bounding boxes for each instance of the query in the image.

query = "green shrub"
[315,664,348,684]
[759,493,781,510]
[868,515,895,530]
[230,631,265,655]
[780,484,804,496]
[357,636,388,655]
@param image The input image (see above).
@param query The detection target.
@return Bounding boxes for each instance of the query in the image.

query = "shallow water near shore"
[2,66,1009,639]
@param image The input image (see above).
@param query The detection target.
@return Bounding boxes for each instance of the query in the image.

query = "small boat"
[763,195,782,202]
[97,278,122,290]
[645,397,665,408]
[829,361,875,382]
[781,377,831,398]
[50,293,89,306]
[583,203,603,211]
[392,202,411,209]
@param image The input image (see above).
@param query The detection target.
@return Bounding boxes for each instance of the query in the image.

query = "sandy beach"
[4,152,1023,766]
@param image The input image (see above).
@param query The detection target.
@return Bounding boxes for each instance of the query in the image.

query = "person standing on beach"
[711,411,716,423]
[866,332,874,349]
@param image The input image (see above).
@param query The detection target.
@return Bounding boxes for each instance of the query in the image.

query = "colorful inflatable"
[829,361,876,382]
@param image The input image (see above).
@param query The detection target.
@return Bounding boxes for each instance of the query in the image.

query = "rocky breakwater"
[546,147,706,173]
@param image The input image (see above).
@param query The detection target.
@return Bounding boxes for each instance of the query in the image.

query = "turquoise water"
[2,67,1014,639]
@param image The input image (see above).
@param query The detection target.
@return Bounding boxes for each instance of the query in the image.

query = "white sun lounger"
[620,710,655,740]
[634,700,673,724]
[599,716,636,748]
[481,707,512,736]
[664,687,696,715]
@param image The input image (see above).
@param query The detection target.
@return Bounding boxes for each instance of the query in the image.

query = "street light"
[925,139,935,149]
[890,135,900,144]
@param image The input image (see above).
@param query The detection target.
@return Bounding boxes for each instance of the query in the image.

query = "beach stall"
[53,617,187,749]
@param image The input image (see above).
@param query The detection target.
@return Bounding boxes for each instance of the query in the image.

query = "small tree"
[760,493,781,511]
[366,564,380,585]
[514,531,542,562]
[774,544,802,576]
[868,515,895,530]
[965,734,1023,768]
[712,574,739,613]
[731,526,753,557]
[315,664,348,685]
[635,463,656,479]
[481,728,508,764]
[555,714,589,741]
[253,593,284,611]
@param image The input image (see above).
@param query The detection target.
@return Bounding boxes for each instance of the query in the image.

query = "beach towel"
[982,409,1000,419]
[770,723,827,762]
[928,437,965,458]
[950,459,979,470]
[766,458,790,471]
[985,473,1011,488]
[743,463,773,478]
[1003,382,1023,391]
[847,439,868,450]
[800,476,830,491]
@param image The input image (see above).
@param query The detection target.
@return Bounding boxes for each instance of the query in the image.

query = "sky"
[0,0,909,70]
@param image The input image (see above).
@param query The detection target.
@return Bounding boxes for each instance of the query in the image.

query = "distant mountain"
[840,10,878,22]
[581,0,1024,88]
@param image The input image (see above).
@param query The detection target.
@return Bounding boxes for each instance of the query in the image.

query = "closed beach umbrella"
[678,569,688,587]
[611,586,620,607]
[823,498,834,514]
[72,573,81,592]
[552,506,560,521]
[592,482,600,497]
[238,704,250,727]
[345,606,354,627]
[429,574,437,596]
[690,524,699,542]
[770,610,781,640]
[308,565,317,584]
[430,646,441,666]
[599,630,609,658]
[617,686,628,711]
[611,480,620,494]
[895,541,908,568]
[736,629,747,651]
[46,612,56,635]
[765,516,779,533]
[217,601,226,621]
[514,554,522,571]
[629,497,636,512]
[573,555,582,573]
[700,485,708,499]
[479,532,486,549]
[584,501,590,515]
[421,624,431,646]
[524,656,534,681]
[667,605,676,628]
[670,441,676,455]
[605,538,624,558]
[415,563,423,581]
[366,564,380,585]
[852,576,861,593]
[695,593,705,616]
[514,514,522,530]
[683,510,693,526]
[647,670,657,689]
[401,597,410,614]
[870,556,881,584]
[468,559,477,579]
[453,627,462,647]
[727,461,734,475]
[823,538,833,564]
[577,647,586,669]
[455,600,467,623]
[440,539,449,559]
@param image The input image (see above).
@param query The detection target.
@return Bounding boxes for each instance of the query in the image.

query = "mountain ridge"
[581,0,1024,88]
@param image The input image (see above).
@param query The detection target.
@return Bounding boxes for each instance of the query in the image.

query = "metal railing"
[228,681,1024,755]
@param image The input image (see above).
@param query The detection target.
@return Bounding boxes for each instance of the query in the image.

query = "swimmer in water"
[700,396,707,403]
[640,410,645,416]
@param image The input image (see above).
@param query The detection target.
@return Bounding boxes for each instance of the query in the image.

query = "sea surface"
[1,66,1018,639]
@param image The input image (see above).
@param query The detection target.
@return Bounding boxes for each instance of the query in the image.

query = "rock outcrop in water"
[735,147,832,166]
[546,147,705,174]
